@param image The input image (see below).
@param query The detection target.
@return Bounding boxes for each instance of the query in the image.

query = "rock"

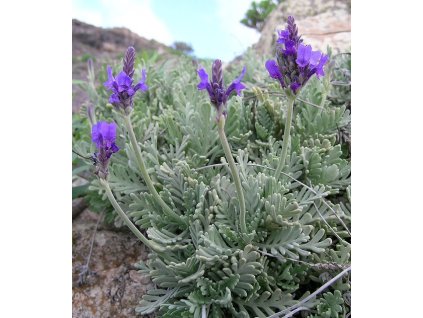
[72,19,169,58]
[254,0,351,56]
[72,209,154,318]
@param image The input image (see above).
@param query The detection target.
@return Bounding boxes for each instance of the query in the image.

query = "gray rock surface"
[72,19,169,58]
[72,209,153,318]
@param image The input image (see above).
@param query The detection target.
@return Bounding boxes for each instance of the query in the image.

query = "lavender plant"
[73,17,351,317]
[197,59,248,235]
[265,16,329,180]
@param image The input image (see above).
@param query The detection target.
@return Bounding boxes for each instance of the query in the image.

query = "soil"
[72,208,154,318]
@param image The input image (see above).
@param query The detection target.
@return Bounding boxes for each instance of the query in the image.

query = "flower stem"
[99,179,165,252]
[267,266,351,318]
[123,115,187,226]
[201,305,207,318]
[217,115,247,234]
[275,95,295,180]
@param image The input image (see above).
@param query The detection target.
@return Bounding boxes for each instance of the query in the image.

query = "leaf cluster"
[72,48,351,317]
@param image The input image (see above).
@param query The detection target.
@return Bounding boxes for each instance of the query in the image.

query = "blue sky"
[72,0,261,62]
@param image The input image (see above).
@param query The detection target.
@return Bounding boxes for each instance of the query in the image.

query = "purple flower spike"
[103,47,148,114]
[91,121,120,179]
[265,16,329,95]
[197,59,246,120]
[286,16,301,43]
[123,46,136,78]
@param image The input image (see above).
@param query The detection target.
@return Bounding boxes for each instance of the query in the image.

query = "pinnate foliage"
[72,49,351,317]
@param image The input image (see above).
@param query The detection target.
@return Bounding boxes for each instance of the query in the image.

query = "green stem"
[217,115,247,234]
[275,95,295,180]
[100,179,165,252]
[123,115,187,226]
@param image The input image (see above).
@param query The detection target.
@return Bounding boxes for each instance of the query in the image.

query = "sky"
[72,0,261,62]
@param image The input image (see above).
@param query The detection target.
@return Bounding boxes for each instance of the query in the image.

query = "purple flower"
[265,16,328,95]
[276,30,290,45]
[309,50,323,67]
[315,54,329,79]
[296,44,312,67]
[197,59,246,120]
[265,60,284,86]
[104,47,148,113]
[283,40,297,56]
[91,121,120,179]
[226,66,246,96]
